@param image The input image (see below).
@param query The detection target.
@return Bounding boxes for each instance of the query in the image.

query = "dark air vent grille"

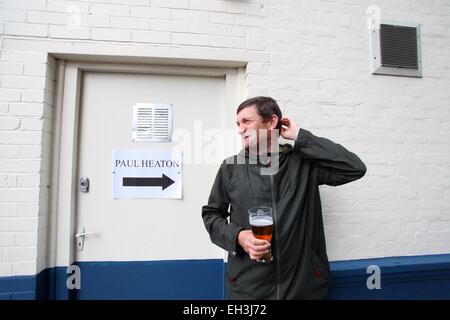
[380,24,418,69]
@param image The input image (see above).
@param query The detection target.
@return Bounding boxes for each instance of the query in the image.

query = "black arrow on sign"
[123,174,175,190]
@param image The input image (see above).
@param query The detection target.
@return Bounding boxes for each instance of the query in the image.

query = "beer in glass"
[248,206,273,263]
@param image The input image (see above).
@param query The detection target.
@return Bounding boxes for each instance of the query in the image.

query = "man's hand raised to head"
[280,117,300,141]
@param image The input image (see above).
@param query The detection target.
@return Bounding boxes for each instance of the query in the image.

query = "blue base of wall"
[328,254,450,300]
[18,259,225,300]
[0,275,38,300]
[1,254,449,300]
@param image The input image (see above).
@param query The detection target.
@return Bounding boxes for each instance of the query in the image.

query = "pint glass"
[248,206,273,263]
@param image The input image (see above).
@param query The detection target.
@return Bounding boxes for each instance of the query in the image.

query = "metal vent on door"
[132,103,173,142]
[369,20,422,77]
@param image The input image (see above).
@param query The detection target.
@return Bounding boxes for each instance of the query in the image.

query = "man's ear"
[269,114,279,131]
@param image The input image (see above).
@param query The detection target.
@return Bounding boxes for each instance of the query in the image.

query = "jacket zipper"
[270,173,281,300]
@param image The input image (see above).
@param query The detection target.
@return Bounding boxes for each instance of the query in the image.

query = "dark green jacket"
[202,128,367,299]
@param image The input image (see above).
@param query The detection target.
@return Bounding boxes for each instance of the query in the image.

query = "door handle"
[75,231,97,238]
[75,227,98,251]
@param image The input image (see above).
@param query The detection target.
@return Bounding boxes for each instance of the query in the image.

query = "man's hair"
[236,96,282,130]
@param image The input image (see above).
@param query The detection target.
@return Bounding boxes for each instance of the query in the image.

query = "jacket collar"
[237,143,293,166]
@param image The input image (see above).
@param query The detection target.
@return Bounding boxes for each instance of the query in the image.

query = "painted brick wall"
[0,0,449,278]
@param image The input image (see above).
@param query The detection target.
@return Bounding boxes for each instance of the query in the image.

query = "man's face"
[236,105,270,150]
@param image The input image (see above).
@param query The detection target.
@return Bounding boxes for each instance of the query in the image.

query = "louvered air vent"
[380,24,418,69]
[132,103,173,142]
[370,20,422,77]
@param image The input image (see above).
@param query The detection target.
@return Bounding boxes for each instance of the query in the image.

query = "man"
[202,96,366,299]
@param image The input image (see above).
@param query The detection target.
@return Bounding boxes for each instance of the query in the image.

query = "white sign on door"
[112,149,182,199]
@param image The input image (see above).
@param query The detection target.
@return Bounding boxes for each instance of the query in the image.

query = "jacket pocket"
[309,248,330,281]
[302,247,330,299]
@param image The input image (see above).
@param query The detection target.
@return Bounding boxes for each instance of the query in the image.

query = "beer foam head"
[251,218,273,227]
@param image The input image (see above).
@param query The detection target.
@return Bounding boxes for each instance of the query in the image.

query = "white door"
[74,70,231,298]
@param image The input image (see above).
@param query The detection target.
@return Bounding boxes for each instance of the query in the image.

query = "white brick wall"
[0,0,450,278]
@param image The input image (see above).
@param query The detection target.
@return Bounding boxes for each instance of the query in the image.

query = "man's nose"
[237,124,245,135]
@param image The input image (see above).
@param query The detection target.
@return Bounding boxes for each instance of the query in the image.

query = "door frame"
[48,60,246,298]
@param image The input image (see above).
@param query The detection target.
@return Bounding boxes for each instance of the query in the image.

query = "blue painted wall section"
[36,267,75,300]
[74,259,225,300]
[328,254,450,300]
[1,254,449,300]
[0,274,37,300]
